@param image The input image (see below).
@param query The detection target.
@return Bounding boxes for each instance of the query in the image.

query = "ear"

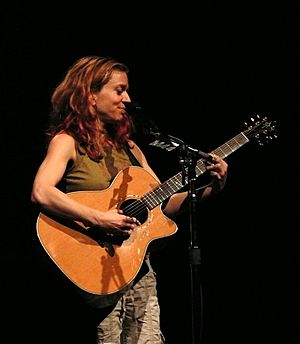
[89,93,97,105]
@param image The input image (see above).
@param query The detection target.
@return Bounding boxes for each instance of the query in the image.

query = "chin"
[116,114,124,121]
[107,113,123,122]
[117,112,126,120]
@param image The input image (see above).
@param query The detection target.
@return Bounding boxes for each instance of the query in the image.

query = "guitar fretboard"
[141,131,249,210]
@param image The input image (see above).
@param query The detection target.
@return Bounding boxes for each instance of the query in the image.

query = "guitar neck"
[141,131,249,209]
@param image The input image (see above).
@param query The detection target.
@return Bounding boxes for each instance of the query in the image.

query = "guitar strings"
[121,199,147,218]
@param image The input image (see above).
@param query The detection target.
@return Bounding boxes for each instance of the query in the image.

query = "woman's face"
[92,70,131,122]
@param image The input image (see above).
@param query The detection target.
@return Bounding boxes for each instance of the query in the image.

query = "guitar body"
[36,166,177,295]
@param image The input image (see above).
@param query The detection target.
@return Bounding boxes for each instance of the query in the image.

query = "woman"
[31,55,228,343]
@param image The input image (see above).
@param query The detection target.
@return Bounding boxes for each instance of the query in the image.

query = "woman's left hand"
[206,154,228,180]
[206,154,228,192]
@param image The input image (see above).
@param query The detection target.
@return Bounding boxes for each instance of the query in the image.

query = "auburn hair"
[47,56,133,160]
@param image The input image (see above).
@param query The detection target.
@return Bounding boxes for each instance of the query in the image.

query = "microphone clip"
[149,132,180,152]
[149,133,213,163]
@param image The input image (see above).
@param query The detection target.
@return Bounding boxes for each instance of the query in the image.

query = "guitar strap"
[124,145,142,167]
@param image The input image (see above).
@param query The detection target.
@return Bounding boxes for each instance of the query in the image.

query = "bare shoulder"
[50,132,75,145]
[47,133,76,160]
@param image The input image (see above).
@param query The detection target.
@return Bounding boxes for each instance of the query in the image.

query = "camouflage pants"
[96,258,165,344]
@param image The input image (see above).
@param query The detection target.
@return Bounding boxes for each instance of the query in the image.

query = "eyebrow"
[115,83,129,91]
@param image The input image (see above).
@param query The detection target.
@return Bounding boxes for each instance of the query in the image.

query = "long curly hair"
[47,56,133,160]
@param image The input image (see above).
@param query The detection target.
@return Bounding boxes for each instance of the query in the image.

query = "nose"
[123,91,131,102]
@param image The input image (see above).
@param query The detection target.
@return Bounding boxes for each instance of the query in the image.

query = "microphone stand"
[176,137,204,344]
[148,131,212,344]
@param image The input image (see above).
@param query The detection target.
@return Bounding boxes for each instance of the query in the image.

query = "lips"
[118,107,126,115]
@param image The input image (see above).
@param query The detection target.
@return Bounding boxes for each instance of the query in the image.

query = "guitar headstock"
[243,115,278,146]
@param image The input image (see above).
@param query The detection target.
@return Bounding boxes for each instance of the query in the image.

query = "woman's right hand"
[89,208,140,238]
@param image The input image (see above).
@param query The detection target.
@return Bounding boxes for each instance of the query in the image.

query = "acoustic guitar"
[36,116,276,295]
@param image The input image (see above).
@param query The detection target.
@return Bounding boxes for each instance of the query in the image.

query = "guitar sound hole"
[119,199,148,225]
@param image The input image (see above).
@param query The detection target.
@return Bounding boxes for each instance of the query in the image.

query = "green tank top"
[63,145,138,193]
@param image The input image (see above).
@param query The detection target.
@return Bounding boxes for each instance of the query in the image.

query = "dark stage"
[2,1,299,343]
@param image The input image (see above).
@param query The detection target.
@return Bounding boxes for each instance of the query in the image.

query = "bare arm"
[31,133,138,235]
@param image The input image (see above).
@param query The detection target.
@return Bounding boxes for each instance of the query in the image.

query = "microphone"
[124,102,161,136]
[124,102,142,114]
[187,146,214,163]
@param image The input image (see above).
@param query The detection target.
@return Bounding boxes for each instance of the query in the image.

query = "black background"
[2,1,299,343]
